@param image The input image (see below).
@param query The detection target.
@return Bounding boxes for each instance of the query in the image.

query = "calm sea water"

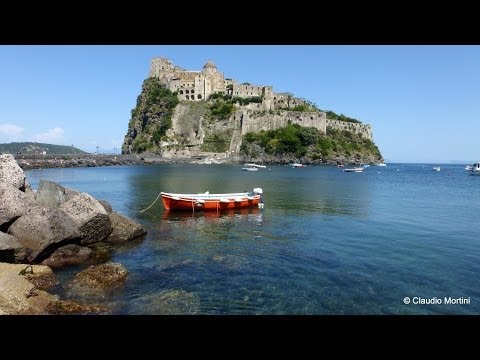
[25,163,480,314]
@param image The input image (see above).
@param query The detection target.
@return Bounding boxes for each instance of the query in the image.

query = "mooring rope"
[140,191,163,212]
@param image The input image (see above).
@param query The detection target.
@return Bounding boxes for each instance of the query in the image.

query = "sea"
[25,163,480,315]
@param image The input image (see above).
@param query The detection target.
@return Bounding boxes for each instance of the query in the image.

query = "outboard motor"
[253,188,264,208]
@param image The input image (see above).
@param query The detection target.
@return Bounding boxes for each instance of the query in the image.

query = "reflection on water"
[162,207,263,222]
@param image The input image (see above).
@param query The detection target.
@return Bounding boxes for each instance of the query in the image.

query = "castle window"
[186,90,189,94]
[179,90,184,94]
[185,95,189,100]
[191,89,195,93]
[197,94,202,99]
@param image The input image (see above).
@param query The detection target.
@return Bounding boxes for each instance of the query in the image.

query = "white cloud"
[0,123,24,140]
[33,127,65,143]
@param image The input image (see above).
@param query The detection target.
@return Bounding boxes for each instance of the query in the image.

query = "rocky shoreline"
[14,153,378,171]
[0,154,147,314]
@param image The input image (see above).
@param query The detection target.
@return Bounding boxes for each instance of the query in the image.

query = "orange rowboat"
[161,188,264,211]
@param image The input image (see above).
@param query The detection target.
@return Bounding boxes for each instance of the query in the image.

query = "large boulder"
[66,263,128,299]
[35,180,67,208]
[45,299,109,314]
[0,262,58,315]
[104,212,147,244]
[0,154,26,190]
[0,232,26,263]
[60,193,113,245]
[0,184,33,231]
[8,206,81,263]
[41,244,92,269]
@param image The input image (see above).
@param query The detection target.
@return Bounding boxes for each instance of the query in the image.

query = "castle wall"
[241,110,327,135]
[326,119,372,140]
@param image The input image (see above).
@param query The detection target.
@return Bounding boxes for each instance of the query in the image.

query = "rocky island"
[122,57,383,165]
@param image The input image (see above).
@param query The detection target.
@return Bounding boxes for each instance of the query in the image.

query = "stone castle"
[148,57,373,141]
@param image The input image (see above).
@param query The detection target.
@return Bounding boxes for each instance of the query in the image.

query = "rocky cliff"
[122,78,383,164]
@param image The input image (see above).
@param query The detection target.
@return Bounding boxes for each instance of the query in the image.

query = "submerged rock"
[66,263,128,299]
[45,299,110,314]
[129,289,200,315]
[41,244,92,269]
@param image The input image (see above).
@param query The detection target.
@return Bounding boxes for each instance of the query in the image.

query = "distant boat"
[161,188,264,211]
[432,166,441,172]
[244,163,267,169]
[290,162,305,168]
[343,167,363,173]
[241,165,259,171]
[376,163,387,167]
[466,162,480,176]
[465,165,473,171]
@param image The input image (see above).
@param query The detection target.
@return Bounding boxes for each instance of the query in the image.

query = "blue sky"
[1,45,479,163]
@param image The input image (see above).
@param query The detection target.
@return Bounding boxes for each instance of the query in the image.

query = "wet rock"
[45,299,110,314]
[35,180,67,208]
[0,154,26,190]
[129,289,200,315]
[60,193,113,245]
[8,206,81,263]
[87,241,113,262]
[41,244,92,269]
[0,262,58,314]
[66,263,128,298]
[98,200,113,214]
[104,212,147,244]
[0,184,33,231]
[0,232,27,263]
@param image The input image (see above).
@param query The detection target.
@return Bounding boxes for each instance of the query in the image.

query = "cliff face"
[122,78,383,164]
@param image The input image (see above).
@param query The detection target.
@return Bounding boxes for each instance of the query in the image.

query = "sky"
[1,45,479,163]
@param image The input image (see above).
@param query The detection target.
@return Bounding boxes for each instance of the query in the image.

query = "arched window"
[185,95,189,100]
[197,94,202,99]
[179,90,184,94]
[186,90,189,94]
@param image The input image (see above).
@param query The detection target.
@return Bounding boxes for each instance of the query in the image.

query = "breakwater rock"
[0,153,147,314]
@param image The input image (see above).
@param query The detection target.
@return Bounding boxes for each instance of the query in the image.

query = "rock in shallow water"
[129,289,200,315]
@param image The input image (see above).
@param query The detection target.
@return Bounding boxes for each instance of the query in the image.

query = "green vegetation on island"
[240,123,382,163]
[0,142,87,155]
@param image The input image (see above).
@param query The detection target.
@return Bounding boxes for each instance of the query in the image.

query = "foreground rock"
[35,180,67,208]
[8,207,81,263]
[0,184,34,230]
[66,263,128,299]
[0,232,26,263]
[0,154,26,190]
[0,263,58,314]
[60,193,113,245]
[41,244,92,269]
[105,212,147,244]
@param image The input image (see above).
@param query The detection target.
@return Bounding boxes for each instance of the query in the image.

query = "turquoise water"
[26,163,480,314]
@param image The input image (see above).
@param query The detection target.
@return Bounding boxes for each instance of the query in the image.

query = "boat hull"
[161,192,262,211]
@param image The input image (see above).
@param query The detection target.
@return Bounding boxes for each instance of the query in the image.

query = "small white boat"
[376,163,387,167]
[290,162,305,168]
[244,163,267,169]
[467,162,480,176]
[242,166,259,171]
[432,166,441,172]
[465,165,473,171]
[343,167,364,173]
